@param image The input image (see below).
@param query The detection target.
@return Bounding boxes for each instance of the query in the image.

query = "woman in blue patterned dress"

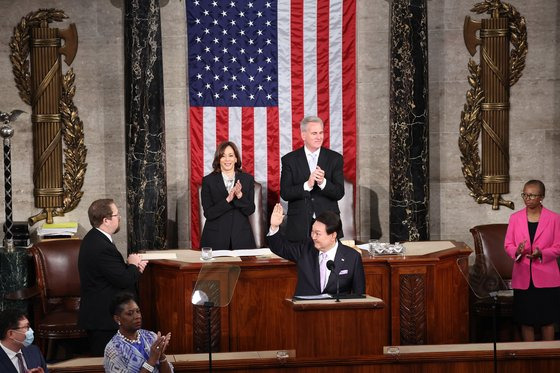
[103,293,173,373]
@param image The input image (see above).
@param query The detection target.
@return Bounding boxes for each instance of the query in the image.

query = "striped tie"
[319,252,328,292]
[16,352,27,373]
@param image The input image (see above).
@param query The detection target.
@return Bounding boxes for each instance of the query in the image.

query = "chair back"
[469,224,512,284]
[338,179,355,240]
[31,239,82,315]
[199,181,265,248]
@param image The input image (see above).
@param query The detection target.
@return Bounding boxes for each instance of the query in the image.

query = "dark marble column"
[389,0,429,243]
[124,0,167,252]
[0,248,29,312]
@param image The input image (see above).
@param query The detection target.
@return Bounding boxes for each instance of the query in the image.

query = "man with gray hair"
[280,116,345,242]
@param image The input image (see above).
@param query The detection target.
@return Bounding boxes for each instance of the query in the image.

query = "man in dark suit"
[267,203,365,296]
[0,309,47,372]
[78,198,148,356]
[280,115,345,242]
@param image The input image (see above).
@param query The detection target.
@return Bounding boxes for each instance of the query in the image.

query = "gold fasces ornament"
[9,9,87,224]
[459,0,527,210]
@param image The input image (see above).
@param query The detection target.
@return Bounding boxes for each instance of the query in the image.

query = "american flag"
[187,0,356,247]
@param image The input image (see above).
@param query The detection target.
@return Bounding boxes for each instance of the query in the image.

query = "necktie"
[16,352,27,373]
[308,152,317,172]
[319,252,327,292]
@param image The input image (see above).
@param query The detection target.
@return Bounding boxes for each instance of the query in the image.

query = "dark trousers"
[87,329,116,356]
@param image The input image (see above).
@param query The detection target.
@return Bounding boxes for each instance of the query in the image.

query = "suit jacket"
[78,228,141,330]
[0,344,48,373]
[200,171,256,249]
[267,232,365,296]
[504,207,560,289]
[280,147,345,241]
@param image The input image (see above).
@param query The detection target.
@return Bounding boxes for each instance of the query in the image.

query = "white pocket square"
[339,269,348,275]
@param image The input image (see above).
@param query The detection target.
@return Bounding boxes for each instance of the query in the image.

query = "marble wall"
[0,0,558,253]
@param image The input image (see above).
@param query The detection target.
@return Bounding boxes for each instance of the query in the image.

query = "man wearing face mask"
[0,309,47,373]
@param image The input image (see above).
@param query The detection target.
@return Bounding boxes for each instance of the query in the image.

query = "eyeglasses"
[12,325,30,331]
[521,193,542,200]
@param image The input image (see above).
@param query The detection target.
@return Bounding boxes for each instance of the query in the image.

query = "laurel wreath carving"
[9,8,87,223]
[459,0,526,209]
[471,0,528,86]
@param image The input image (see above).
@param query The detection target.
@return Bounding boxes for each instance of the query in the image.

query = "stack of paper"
[37,222,78,237]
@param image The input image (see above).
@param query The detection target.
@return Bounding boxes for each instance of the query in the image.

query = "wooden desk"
[48,343,560,373]
[286,296,386,357]
[139,241,471,353]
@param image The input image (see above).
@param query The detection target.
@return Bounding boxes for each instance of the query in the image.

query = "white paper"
[139,252,178,260]
[212,248,272,257]
[293,293,332,300]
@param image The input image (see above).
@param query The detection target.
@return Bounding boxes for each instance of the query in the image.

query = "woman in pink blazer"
[504,180,560,341]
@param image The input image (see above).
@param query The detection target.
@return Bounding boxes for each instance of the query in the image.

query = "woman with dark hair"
[200,141,256,249]
[504,179,560,341]
[103,293,173,373]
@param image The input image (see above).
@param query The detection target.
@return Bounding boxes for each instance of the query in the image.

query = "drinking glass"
[201,247,213,261]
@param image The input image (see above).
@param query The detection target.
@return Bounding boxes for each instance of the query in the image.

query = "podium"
[284,295,387,357]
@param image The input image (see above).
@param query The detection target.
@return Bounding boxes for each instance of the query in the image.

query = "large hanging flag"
[187,0,356,247]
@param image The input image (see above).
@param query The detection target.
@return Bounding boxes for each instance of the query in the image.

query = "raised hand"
[270,203,284,229]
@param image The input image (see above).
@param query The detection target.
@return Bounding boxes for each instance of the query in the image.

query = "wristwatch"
[142,362,155,372]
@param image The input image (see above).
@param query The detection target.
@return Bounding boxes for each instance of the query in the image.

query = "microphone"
[326,260,340,302]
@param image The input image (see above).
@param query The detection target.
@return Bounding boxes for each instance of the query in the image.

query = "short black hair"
[314,211,342,236]
[525,179,546,197]
[110,292,138,316]
[0,309,27,339]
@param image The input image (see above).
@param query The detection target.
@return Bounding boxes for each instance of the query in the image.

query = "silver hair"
[300,116,324,132]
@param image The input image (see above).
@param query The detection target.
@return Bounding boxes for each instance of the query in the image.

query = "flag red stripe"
[290,0,304,150]
[266,107,280,214]
[189,107,204,248]
[216,107,229,146]
[316,0,331,148]
[342,0,356,184]
[242,108,255,175]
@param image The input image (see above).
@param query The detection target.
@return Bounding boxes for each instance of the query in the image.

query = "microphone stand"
[327,260,341,302]
[335,273,340,302]
[204,301,214,373]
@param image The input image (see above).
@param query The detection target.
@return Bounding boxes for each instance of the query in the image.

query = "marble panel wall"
[428,0,560,248]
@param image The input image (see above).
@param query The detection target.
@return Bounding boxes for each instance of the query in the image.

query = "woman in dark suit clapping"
[200,141,256,250]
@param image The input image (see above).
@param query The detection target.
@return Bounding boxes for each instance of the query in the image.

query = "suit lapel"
[325,245,345,290]
[297,148,311,176]
[317,147,326,169]
[534,207,551,243]
[0,348,18,373]
[22,347,37,370]
[310,242,322,292]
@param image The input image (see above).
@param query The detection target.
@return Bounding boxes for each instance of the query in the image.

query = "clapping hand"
[307,166,325,188]
[148,331,171,366]
[226,180,243,202]
[270,203,284,230]
[137,260,149,273]
[515,241,526,257]
[527,246,542,262]
[314,166,325,184]
[233,180,243,199]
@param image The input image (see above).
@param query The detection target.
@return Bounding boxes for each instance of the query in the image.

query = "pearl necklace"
[118,330,140,344]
